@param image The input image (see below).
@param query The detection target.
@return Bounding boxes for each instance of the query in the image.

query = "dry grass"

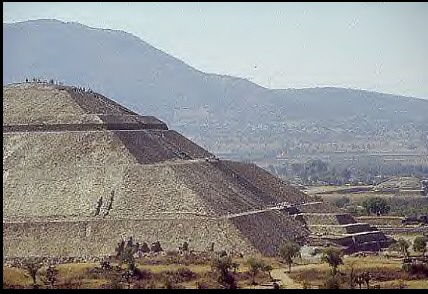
[56,262,97,279]
[404,280,428,289]
[288,255,427,289]
[137,263,210,274]
[3,264,111,289]
[3,258,252,289]
[6,255,424,289]
[78,278,110,289]
[3,267,33,287]
[377,279,428,289]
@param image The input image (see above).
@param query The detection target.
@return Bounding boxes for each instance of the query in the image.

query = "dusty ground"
[287,255,428,289]
[4,254,427,289]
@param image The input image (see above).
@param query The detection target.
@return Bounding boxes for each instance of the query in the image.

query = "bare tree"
[24,259,42,289]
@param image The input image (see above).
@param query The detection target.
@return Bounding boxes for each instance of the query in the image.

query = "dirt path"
[270,268,302,289]
[246,267,303,289]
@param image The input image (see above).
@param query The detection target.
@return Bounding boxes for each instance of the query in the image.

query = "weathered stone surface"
[2,83,389,259]
[3,218,258,259]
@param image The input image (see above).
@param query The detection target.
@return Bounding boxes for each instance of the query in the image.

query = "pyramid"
[3,83,389,260]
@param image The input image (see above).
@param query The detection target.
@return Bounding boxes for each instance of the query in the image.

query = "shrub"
[140,242,150,253]
[196,281,211,289]
[175,267,198,282]
[334,196,350,209]
[361,197,390,216]
[116,236,138,269]
[302,280,312,289]
[104,274,123,289]
[389,238,410,258]
[413,236,427,257]
[402,262,428,276]
[157,268,198,284]
[162,279,185,289]
[151,241,163,253]
[134,280,158,289]
[322,274,341,289]
[320,247,343,275]
[133,268,153,281]
[44,265,58,289]
[100,260,112,271]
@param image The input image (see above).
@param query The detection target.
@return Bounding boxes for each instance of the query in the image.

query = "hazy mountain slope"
[3,19,268,115]
[4,19,428,160]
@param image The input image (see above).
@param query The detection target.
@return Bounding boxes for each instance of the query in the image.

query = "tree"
[211,255,237,289]
[262,264,274,281]
[355,274,364,289]
[116,237,139,272]
[413,236,427,257]
[246,257,264,285]
[279,241,301,273]
[346,261,356,289]
[360,271,371,289]
[362,197,390,216]
[24,259,42,289]
[44,265,58,289]
[323,273,340,289]
[123,240,136,269]
[334,196,350,209]
[388,238,410,261]
[321,247,343,275]
[397,238,410,258]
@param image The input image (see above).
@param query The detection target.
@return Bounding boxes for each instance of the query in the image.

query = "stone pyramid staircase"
[283,203,392,254]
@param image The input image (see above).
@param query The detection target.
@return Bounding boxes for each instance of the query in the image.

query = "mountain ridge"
[4,19,428,161]
[4,19,426,100]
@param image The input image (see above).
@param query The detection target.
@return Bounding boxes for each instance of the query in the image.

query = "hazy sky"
[4,2,428,98]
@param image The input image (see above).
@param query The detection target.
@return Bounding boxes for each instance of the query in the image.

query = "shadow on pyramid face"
[3,82,390,260]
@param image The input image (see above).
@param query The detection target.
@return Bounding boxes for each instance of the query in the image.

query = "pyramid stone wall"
[3,83,389,260]
[3,218,259,259]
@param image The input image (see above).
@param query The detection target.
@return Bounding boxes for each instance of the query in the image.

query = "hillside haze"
[4,19,428,166]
